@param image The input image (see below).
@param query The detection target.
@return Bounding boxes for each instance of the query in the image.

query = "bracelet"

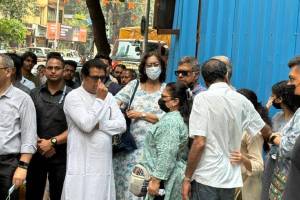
[18,161,29,170]
[183,176,192,182]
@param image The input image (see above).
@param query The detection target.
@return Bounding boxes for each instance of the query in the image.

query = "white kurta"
[61,86,126,200]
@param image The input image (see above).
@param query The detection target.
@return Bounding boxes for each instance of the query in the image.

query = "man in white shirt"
[182,59,272,200]
[61,59,126,200]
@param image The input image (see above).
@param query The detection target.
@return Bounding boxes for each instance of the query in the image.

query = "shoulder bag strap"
[128,80,140,108]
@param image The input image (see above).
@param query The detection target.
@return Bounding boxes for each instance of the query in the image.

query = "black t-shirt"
[30,84,72,162]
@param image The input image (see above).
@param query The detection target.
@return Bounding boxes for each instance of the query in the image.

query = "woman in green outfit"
[139,82,192,200]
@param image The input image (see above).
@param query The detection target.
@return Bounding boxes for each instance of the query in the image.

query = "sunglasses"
[88,75,106,82]
[174,70,192,77]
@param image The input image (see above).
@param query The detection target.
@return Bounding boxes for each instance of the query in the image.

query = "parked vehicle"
[27,47,52,62]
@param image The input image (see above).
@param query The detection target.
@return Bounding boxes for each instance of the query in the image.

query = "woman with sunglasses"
[139,82,192,200]
[114,52,167,200]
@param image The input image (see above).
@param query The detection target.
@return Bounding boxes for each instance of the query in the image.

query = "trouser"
[26,153,66,200]
[0,154,19,200]
[191,181,235,200]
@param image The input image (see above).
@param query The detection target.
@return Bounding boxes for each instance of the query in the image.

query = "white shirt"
[61,86,126,200]
[189,82,265,188]
[20,76,35,90]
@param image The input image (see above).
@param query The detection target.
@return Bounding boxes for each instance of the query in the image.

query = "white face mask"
[146,66,161,80]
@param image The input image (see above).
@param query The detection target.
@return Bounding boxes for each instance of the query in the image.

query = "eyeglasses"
[88,75,106,82]
[46,66,63,71]
[175,70,193,77]
[145,63,160,68]
[174,70,192,77]
[0,67,8,70]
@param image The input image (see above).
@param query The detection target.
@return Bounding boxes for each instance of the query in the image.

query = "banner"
[47,23,87,42]
[47,23,61,40]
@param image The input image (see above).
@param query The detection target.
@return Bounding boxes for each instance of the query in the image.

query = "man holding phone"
[0,54,37,200]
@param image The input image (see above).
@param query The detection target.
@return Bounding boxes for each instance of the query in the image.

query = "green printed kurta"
[140,111,188,200]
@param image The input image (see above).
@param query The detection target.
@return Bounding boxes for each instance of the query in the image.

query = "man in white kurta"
[61,59,126,200]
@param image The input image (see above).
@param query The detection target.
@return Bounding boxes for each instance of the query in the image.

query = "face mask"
[146,66,161,80]
[272,101,281,109]
[158,98,170,112]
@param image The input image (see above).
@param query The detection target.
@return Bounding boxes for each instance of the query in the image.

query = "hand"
[126,110,143,120]
[96,80,108,100]
[37,139,52,155]
[44,147,56,158]
[266,96,275,111]
[147,178,160,196]
[273,136,281,146]
[230,151,243,165]
[12,167,27,188]
[182,180,191,200]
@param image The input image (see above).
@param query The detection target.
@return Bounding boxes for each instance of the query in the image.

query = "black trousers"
[0,154,19,200]
[26,153,66,200]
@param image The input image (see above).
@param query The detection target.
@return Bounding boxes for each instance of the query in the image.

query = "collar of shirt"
[40,83,65,95]
[192,83,206,95]
[0,84,14,98]
[208,82,230,91]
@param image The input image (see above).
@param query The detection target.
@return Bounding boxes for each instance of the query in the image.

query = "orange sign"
[79,28,87,42]
[47,23,61,40]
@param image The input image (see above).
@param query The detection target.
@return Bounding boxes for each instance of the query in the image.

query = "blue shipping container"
[167,0,300,114]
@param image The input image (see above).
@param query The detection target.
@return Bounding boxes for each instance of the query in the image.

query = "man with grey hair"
[211,55,233,85]
[175,56,206,97]
[0,54,37,200]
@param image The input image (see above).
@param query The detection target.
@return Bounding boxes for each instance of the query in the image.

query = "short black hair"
[94,54,112,66]
[288,56,300,68]
[201,59,227,85]
[81,59,107,77]
[64,60,78,70]
[21,51,37,66]
[272,80,297,112]
[138,51,166,83]
[46,52,64,66]
[6,53,22,80]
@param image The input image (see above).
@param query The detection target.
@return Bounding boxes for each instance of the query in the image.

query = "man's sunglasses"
[88,75,106,82]
[174,70,192,77]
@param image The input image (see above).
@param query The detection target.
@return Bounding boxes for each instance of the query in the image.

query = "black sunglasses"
[88,75,106,82]
[174,70,192,77]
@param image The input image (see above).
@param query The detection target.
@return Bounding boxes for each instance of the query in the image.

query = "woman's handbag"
[129,164,151,197]
[112,80,139,153]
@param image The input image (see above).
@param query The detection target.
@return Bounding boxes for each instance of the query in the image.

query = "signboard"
[47,23,60,40]
[47,23,87,42]
[79,28,87,42]
[60,25,73,41]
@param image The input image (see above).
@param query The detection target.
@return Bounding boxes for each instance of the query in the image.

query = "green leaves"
[0,19,26,44]
[0,0,35,20]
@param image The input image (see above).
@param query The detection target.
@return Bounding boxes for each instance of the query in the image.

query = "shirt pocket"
[0,110,15,129]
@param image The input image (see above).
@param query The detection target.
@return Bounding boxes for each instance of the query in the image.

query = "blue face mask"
[146,66,161,80]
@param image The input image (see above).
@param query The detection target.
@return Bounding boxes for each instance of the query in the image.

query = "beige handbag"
[129,164,151,197]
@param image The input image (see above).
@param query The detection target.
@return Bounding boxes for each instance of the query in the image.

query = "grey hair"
[211,55,232,80]
[178,56,200,72]
[0,54,14,69]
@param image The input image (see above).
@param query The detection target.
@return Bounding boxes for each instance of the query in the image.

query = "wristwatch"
[50,137,57,146]
[18,161,29,170]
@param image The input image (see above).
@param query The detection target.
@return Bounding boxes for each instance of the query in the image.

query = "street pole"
[54,0,60,50]
[143,0,150,54]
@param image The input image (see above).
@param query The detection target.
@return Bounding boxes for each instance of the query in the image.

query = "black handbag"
[112,80,139,153]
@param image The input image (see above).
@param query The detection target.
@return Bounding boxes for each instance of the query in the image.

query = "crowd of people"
[0,50,300,200]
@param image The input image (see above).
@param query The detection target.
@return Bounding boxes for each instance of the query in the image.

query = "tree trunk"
[86,0,111,56]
